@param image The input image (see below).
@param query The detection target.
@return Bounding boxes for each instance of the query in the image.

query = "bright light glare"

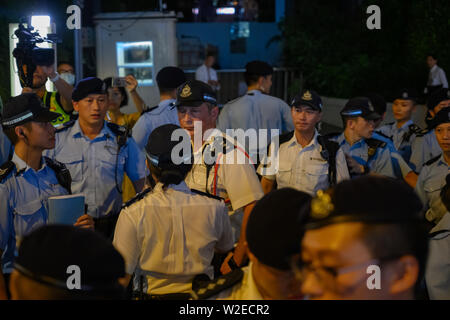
[216,7,235,15]
[31,15,51,37]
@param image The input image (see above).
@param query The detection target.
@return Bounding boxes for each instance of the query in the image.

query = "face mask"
[60,72,75,86]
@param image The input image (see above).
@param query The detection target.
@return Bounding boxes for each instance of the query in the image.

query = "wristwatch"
[49,72,60,83]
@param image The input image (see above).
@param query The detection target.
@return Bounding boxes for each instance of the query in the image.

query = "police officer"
[299,176,428,300]
[176,80,264,274]
[44,77,146,239]
[21,63,74,127]
[10,225,125,300]
[415,108,450,224]
[217,60,294,163]
[425,174,450,299]
[329,97,395,178]
[192,188,312,300]
[258,89,350,195]
[377,89,421,164]
[113,124,234,299]
[132,66,187,151]
[0,93,94,299]
[410,88,450,173]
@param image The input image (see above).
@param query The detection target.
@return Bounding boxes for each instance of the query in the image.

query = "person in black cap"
[113,124,233,299]
[9,225,125,299]
[132,66,187,151]
[376,89,421,165]
[415,108,450,224]
[0,93,94,299]
[193,188,312,300]
[257,89,350,196]
[176,79,264,275]
[217,60,294,164]
[44,77,146,239]
[328,97,396,178]
[299,176,428,300]
[410,88,450,174]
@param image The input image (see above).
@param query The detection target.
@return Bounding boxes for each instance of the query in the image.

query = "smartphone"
[112,77,127,87]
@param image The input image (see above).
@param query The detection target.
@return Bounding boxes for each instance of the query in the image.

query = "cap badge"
[180,84,192,98]
[402,92,408,99]
[311,190,334,219]
[302,91,312,101]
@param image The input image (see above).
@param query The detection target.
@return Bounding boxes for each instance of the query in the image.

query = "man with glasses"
[297,176,428,300]
[44,77,146,239]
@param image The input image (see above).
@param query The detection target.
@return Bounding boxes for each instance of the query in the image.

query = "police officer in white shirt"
[113,124,233,299]
[425,54,448,96]
[258,89,350,195]
[217,61,294,164]
[176,80,264,275]
[195,53,220,92]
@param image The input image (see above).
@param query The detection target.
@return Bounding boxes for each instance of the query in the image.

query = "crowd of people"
[0,54,449,300]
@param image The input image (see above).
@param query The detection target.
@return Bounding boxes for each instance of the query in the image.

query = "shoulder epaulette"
[44,157,72,194]
[366,137,387,149]
[190,268,244,300]
[106,122,129,137]
[429,229,450,239]
[0,161,15,183]
[322,132,342,140]
[141,105,159,115]
[424,154,442,167]
[121,187,153,209]
[278,131,295,145]
[190,188,224,201]
[374,131,393,141]
[402,124,422,142]
[416,128,430,137]
[55,119,76,133]
[225,96,244,105]
[387,121,395,126]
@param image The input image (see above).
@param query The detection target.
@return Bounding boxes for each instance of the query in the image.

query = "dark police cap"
[366,93,387,116]
[14,225,125,293]
[291,89,323,111]
[427,88,450,110]
[1,93,59,128]
[305,176,424,230]
[429,108,450,129]
[246,188,312,270]
[394,88,418,102]
[156,66,186,89]
[175,80,217,107]
[72,77,107,102]
[245,60,273,77]
[145,124,192,169]
[340,97,381,121]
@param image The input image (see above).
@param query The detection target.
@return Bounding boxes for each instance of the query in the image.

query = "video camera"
[12,21,56,88]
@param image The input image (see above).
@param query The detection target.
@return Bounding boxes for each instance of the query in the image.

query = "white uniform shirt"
[113,181,234,295]
[258,131,350,195]
[212,263,263,300]
[195,64,220,91]
[428,65,449,88]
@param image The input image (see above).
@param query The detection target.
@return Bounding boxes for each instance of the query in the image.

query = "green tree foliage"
[280,0,450,100]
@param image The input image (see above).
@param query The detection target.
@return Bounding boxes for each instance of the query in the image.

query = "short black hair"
[427,54,438,61]
[3,122,32,145]
[244,74,265,87]
[103,77,128,108]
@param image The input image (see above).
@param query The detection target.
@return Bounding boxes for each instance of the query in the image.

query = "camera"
[12,21,56,88]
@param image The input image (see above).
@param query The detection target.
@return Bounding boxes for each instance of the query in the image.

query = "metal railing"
[184,68,302,105]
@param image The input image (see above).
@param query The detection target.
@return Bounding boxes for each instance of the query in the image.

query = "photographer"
[22,64,74,127]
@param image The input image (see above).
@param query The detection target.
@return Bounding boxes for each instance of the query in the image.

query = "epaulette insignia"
[190,268,244,300]
[141,105,159,115]
[106,122,128,137]
[55,119,76,133]
[121,187,153,209]
[424,154,442,167]
[429,229,450,239]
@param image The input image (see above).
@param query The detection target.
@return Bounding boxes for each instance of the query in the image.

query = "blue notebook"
[48,194,85,225]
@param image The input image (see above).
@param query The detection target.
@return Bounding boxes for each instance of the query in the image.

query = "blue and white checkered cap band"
[1,111,34,127]
[203,95,217,104]
[341,110,363,116]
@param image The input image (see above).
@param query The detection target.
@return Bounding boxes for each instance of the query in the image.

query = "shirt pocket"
[304,163,329,193]
[276,161,293,187]
[424,179,445,195]
[55,152,83,182]
[99,151,126,183]
[14,200,45,240]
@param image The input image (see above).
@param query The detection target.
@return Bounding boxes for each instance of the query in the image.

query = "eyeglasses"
[291,255,387,294]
